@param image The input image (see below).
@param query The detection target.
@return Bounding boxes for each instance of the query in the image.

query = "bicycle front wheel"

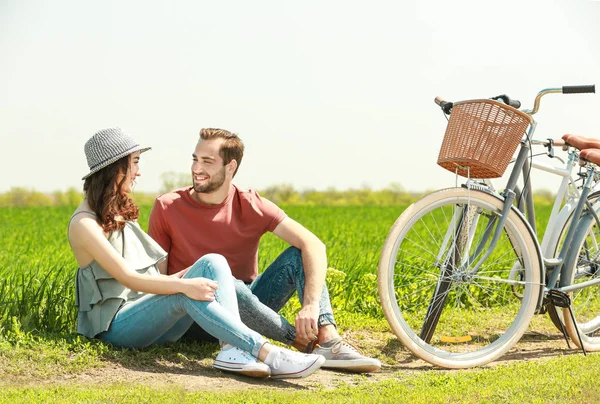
[378,188,541,368]
[560,207,600,351]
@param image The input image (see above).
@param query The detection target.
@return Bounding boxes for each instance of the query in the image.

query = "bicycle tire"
[559,198,600,350]
[547,191,600,335]
[378,187,541,368]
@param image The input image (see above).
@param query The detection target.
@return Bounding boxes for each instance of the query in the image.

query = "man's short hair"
[199,128,244,177]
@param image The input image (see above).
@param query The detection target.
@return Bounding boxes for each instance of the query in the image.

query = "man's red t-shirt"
[148,185,287,282]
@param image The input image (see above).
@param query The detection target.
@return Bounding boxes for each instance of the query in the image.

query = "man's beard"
[192,166,226,194]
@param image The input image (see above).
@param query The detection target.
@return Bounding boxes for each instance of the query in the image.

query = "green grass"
[1,312,598,403]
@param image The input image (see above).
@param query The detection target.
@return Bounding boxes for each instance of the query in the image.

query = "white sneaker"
[266,348,325,379]
[213,344,271,378]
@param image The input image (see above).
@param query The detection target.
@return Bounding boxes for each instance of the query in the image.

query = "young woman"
[68,127,324,379]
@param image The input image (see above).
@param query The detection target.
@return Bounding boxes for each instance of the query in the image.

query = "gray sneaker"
[308,338,381,373]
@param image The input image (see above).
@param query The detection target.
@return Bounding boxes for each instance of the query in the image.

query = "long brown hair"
[83,155,139,233]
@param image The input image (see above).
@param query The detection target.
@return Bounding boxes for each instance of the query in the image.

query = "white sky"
[1,0,600,193]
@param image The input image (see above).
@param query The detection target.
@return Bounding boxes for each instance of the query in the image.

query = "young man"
[148,128,380,373]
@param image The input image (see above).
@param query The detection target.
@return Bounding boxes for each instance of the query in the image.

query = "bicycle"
[377,85,598,369]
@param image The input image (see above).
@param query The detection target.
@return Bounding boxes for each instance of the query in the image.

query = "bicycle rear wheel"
[378,188,541,368]
[560,207,600,350]
[548,191,600,337]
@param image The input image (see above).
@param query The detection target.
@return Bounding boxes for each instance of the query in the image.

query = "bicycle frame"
[454,90,600,297]
[463,140,600,298]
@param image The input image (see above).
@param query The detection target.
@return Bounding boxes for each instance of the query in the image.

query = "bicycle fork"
[420,190,516,342]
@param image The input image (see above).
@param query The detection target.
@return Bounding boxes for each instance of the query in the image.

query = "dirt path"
[3,329,582,392]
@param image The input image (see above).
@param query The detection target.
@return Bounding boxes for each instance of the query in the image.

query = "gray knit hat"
[82,127,151,180]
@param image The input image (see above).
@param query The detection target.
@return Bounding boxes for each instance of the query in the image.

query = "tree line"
[0,172,556,207]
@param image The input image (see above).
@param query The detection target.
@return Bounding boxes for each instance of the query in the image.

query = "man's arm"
[272,217,327,344]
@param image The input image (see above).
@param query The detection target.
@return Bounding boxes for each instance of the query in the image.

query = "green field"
[0,202,556,335]
[5,203,599,403]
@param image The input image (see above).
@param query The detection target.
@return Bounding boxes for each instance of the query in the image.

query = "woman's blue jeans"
[98,254,267,357]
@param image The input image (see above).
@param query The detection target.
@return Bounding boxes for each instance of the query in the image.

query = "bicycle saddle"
[579,149,600,165]
[562,134,600,151]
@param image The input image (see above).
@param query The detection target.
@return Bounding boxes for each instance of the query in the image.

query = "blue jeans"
[184,247,337,345]
[98,254,268,357]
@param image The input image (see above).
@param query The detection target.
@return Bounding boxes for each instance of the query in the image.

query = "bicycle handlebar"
[530,138,566,147]
[530,85,595,114]
[436,84,596,115]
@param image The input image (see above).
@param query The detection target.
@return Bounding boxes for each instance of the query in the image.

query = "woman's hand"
[182,277,219,301]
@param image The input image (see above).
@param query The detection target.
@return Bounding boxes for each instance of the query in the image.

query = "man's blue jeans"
[98,254,268,357]
[185,247,337,345]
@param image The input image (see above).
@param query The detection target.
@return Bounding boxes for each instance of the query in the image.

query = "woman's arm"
[70,215,216,301]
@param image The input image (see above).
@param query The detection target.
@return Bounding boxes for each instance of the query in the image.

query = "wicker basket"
[437,99,532,179]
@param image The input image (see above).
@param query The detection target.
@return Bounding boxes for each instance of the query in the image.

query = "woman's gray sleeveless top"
[74,220,167,338]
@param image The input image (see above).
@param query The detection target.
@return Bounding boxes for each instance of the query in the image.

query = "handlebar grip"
[562,85,595,94]
[434,96,453,114]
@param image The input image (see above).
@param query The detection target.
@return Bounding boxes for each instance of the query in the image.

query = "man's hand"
[295,303,319,345]
[182,277,218,301]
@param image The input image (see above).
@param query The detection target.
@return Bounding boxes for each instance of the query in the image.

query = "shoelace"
[271,351,281,370]
[331,339,364,355]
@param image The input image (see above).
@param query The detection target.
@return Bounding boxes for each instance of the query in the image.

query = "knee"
[193,254,232,276]
[283,246,304,278]
[286,246,302,260]
[284,246,303,266]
